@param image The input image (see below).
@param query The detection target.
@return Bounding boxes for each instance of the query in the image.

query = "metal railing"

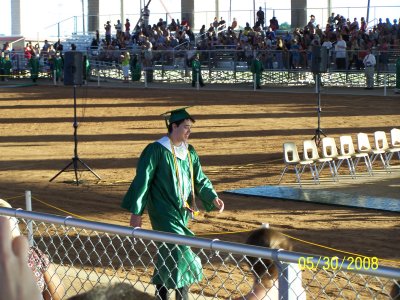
[0,206,399,299]
[2,49,399,89]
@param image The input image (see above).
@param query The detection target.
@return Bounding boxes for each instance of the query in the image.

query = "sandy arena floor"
[0,84,399,272]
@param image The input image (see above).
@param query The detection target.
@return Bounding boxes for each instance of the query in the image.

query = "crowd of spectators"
[90,10,400,71]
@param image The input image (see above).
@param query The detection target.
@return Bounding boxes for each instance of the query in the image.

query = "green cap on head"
[161,106,194,128]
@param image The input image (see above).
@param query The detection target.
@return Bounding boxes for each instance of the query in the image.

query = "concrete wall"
[11,0,21,36]
[291,0,307,29]
[88,0,100,33]
[181,0,194,28]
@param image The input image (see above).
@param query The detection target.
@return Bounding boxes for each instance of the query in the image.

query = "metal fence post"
[384,73,387,96]
[25,190,34,247]
[53,69,57,86]
[278,262,306,300]
[144,69,148,88]
[253,73,256,91]
[97,66,100,87]
[196,72,199,90]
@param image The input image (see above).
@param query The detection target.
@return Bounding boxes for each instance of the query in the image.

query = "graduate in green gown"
[191,54,205,87]
[29,55,39,82]
[250,54,264,89]
[121,107,224,300]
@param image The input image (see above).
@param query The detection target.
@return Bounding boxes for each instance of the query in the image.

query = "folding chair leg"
[365,156,374,176]
[313,164,320,184]
[294,166,302,188]
[278,166,288,184]
[327,162,337,182]
[349,159,357,178]
[332,161,339,180]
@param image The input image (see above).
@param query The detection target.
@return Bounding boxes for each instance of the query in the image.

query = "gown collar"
[157,136,188,160]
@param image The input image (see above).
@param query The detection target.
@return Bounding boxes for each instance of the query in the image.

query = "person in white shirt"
[363,48,376,90]
[334,34,347,70]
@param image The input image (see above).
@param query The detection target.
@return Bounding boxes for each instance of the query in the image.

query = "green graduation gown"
[121,137,218,289]
[250,58,263,86]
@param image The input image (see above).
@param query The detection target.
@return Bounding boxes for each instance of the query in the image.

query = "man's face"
[173,119,193,143]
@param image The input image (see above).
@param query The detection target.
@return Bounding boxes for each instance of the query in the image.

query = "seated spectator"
[0,200,65,300]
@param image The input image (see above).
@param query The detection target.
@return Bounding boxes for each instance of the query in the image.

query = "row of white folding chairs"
[278,128,400,187]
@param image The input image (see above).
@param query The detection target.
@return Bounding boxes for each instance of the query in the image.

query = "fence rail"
[3,49,399,88]
[0,207,399,299]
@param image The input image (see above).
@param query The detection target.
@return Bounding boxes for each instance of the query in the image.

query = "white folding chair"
[357,132,387,172]
[386,128,400,165]
[337,136,356,178]
[278,142,316,187]
[340,135,373,176]
[306,138,337,181]
[372,131,391,172]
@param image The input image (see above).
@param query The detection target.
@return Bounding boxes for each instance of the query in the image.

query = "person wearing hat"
[191,54,205,87]
[121,107,224,300]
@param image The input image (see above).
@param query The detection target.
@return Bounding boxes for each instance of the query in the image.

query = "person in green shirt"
[52,52,63,83]
[191,54,205,87]
[121,107,224,300]
[250,54,264,89]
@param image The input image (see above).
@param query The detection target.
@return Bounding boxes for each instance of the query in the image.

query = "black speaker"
[64,51,83,85]
[311,46,328,73]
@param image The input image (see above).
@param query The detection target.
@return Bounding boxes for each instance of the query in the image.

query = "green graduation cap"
[161,106,194,128]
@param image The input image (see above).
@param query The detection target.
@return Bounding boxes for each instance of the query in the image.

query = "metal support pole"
[196,72,199,90]
[25,190,34,247]
[144,69,148,88]
[97,66,100,87]
[253,74,256,91]
[384,73,387,96]
[53,69,57,85]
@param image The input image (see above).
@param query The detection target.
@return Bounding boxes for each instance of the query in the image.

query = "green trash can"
[396,57,400,93]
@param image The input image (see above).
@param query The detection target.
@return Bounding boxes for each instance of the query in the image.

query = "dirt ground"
[0,84,399,275]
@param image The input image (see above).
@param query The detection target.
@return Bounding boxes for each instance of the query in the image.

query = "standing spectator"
[218,17,226,30]
[269,16,279,32]
[328,12,335,31]
[335,34,347,69]
[121,107,224,300]
[115,20,123,39]
[54,39,63,53]
[307,15,317,33]
[350,18,359,31]
[250,54,264,89]
[191,53,205,87]
[360,17,367,32]
[363,48,376,90]
[231,17,238,30]
[257,7,265,28]
[104,21,112,44]
[125,18,131,39]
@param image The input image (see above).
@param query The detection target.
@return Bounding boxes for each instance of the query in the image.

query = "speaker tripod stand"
[50,85,101,185]
[311,73,327,146]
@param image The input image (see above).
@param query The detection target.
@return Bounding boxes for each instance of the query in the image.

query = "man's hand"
[130,214,142,227]
[213,197,224,213]
[0,217,41,300]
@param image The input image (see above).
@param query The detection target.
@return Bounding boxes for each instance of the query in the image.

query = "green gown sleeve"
[189,145,217,212]
[121,143,160,215]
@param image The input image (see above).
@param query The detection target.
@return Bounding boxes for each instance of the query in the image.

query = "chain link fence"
[0,207,399,299]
